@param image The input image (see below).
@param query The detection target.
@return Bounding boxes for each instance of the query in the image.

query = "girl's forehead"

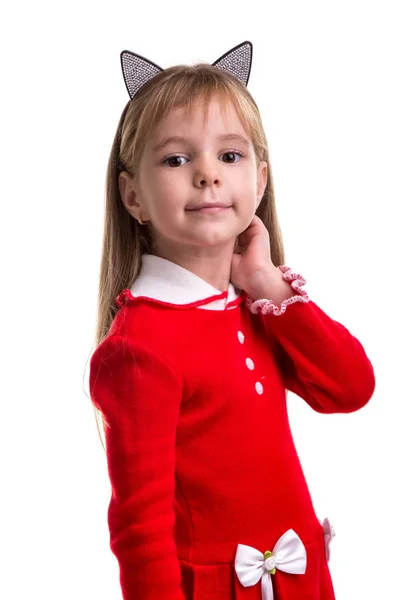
[152,96,246,135]
[167,96,237,121]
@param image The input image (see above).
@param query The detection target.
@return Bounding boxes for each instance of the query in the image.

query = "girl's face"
[120,96,267,257]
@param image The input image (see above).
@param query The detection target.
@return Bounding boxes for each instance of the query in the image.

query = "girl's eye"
[221,151,244,163]
[163,156,187,167]
[163,150,244,167]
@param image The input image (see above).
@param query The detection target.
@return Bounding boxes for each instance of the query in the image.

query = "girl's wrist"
[247,266,297,305]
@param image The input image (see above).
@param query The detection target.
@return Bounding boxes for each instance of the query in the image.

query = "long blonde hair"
[89,62,286,448]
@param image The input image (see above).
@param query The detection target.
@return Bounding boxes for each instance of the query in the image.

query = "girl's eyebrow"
[152,133,251,153]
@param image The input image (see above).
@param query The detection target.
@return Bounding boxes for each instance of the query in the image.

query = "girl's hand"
[230,215,281,298]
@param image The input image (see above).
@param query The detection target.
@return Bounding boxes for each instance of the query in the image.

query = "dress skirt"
[179,524,336,600]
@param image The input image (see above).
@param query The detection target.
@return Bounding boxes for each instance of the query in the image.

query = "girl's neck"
[151,244,235,292]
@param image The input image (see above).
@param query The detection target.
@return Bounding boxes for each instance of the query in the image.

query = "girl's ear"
[118,171,142,219]
[256,161,268,208]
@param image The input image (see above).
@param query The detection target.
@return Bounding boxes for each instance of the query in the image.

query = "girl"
[89,41,375,600]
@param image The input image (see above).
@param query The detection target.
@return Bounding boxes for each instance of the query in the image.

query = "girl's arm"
[89,336,186,600]
[247,270,376,413]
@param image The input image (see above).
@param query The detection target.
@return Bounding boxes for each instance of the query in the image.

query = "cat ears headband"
[120,41,253,100]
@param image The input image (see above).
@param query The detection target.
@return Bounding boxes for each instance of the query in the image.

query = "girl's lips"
[187,206,232,213]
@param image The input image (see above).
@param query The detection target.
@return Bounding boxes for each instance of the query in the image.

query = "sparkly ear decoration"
[120,50,164,99]
[120,41,253,100]
[212,40,253,87]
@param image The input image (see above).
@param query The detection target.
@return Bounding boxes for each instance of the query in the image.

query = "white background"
[1,1,399,598]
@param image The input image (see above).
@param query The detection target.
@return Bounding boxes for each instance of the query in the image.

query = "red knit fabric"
[89,292,375,600]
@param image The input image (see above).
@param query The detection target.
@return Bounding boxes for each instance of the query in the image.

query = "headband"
[120,40,253,100]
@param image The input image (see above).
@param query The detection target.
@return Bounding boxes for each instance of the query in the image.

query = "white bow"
[321,517,336,561]
[234,529,307,600]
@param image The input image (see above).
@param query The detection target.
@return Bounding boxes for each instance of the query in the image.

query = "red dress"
[89,254,375,600]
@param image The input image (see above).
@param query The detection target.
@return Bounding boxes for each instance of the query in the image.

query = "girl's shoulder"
[90,296,181,379]
[111,289,177,338]
[107,289,207,358]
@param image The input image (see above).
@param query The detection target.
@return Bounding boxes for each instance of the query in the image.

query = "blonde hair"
[90,62,286,448]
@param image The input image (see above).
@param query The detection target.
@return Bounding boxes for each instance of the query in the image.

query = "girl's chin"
[184,234,239,248]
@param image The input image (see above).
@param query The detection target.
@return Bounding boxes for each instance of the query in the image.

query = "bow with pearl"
[235,520,335,600]
[234,529,306,600]
[321,517,336,561]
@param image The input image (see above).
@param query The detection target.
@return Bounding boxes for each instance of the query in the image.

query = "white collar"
[130,254,242,310]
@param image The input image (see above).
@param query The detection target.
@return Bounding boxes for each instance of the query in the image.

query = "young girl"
[89,41,375,600]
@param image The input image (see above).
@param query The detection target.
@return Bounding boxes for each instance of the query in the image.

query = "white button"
[245,358,255,370]
[255,382,264,395]
[238,331,245,344]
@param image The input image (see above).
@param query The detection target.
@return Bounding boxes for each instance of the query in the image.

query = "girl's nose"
[194,161,221,187]
[197,176,220,187]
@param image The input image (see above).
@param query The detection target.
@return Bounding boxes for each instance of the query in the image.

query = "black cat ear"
[120,50,164,99]
[212,41,253,87]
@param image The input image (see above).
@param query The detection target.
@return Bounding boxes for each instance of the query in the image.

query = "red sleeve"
[89,335,186,600]
[259,300,376,413]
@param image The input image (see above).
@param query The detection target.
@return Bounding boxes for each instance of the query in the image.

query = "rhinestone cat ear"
[212,40,253,87]
[120,51,164,100]
[120,41,253,100]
